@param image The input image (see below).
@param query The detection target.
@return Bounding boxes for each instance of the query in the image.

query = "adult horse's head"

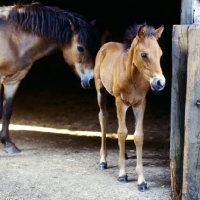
[8,3,100,89]
[62,18,100,89]
[125,23,165,92]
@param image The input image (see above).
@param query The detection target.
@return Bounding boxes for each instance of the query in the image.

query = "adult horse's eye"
[141,52,147,58]
[77,46,84,52]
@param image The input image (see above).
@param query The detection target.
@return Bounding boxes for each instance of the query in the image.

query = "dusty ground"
[0,56,171,200]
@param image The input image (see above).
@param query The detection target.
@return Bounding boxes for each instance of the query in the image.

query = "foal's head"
[125,24,165,92]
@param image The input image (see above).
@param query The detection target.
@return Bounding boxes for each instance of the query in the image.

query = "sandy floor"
[0,87,171,200]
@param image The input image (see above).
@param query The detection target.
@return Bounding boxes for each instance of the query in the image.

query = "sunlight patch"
[5,124,134,140]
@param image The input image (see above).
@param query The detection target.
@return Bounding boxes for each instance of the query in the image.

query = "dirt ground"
[0,57,171,200]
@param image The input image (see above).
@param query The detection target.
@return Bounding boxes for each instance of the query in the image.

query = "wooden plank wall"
[170,0,200,199]
[171,25,188,200]
[182,23,200,200]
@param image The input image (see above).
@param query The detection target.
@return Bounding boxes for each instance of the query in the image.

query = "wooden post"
[182,22,200,200]
[170,1,200,199]
[180,0,193,24]
[170,25,188,200]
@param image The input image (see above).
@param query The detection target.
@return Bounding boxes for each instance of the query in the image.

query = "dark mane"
[124,23,156,50]
[8,2,100,58]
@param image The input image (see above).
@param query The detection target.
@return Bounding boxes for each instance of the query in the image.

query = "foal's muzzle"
[150,76,165,92]
[81,70,94,89]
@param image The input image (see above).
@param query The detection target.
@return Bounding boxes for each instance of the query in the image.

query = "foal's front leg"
[0,81,21,153]
[95,79,108,169]
[115,97,129,182]
[132,99,147,191]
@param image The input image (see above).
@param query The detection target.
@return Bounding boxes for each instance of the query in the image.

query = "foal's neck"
[125,47,136,82]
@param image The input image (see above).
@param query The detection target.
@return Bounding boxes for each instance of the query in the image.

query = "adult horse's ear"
[68,19,76,32]
[137,25,146,39]
[155,25,164,39]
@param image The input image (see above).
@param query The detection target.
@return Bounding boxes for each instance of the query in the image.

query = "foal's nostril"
[156,79,165,90]
[157,80,162,87]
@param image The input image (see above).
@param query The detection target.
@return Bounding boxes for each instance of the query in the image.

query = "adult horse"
[94,23,165,191]
[0,3,99,154]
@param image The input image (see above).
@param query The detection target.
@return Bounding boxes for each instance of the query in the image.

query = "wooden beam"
[170,25,188,200]
[182,23,200,200]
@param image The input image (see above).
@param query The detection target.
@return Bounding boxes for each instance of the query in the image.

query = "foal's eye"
[141,52,147,58]
[77,46,84,52]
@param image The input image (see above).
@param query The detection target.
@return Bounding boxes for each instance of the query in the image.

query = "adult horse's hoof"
[4,143,21,154]
[118,175,128,183]
[138,183,147,192]
[99,162,107,170]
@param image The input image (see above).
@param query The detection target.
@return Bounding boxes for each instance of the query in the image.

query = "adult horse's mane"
[124,23,156,50]
[8,2,99,57]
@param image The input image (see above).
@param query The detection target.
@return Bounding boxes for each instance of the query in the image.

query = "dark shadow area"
[0,0,181,108]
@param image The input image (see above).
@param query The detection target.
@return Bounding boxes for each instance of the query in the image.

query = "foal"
[94,23,165,191]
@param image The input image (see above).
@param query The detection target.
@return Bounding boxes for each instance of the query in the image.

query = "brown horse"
[0,3,99,154]
[94,23,165,191]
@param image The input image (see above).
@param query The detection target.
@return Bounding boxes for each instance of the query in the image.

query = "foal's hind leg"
[0,81,21,153]
[115,97,129,182]
[95,79,108,170]
[132,99,147,191]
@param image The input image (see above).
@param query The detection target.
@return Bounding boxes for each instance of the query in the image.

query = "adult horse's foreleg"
[96,79,108,170]
[116,97,129,182]
[132,99,147,191]
[0,81,21,154]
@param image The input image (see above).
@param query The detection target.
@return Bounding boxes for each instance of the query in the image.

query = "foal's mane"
[124,23,156,50]
[8,2,99,58]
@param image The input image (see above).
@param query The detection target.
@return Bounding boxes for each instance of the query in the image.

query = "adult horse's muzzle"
[150,75,165,92]
[81,69,95,89]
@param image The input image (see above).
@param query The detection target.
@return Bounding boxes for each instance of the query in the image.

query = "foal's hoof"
[99,162,107,170]
[118,175,128,183]
[4,144,21,154]
[138,183,147,192]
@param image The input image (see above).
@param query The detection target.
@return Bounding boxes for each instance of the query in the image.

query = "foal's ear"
[155,25,164,39]
[137,25,146,39]
[90,19,97,26]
